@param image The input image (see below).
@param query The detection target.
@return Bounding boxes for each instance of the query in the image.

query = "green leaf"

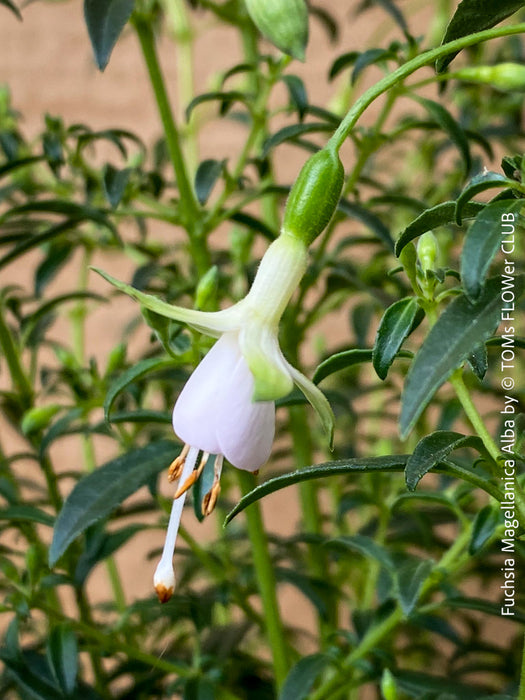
[337,198,394,250]
[194,159,226,205]
[104,356,176,420]
[455,171,513,225]
[394,668,486,698]
[0,505,54,527]
[461,199,523,301]
[352,47,397,85]
[313,349,372,384]
[262,123,334,157]
[436,0,525,72]
[469,504,500,554]
[49,441,178,565]
[279,654,330,700]
[225,455,408,524]
[328,535,394,570]
[46,624,78,697]
[413,96,471,175]
[0,0,22,20]
[400,276,521,438]
[405,431,485,491]
[373,297,423,380]
[185,91,248,121]
[74,523,143,584]
[102,164,130,208]
[83,0,135,71]
[395,557,433,616]
[328,51,359,80]
[395,201,484,256]
[281,75,308,120]
[467,341,488,380]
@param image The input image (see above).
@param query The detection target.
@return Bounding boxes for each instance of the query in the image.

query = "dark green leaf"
[185,91,248,121]
[228,211,277,239]
[461,199,523,301]
[0,505,54,527]
[373,297,423,380]
[437,0,525,72]
[455,171,513,225]
[395,557,433,615]
[400,276,522,438]
[102,164,130,208]
[225,455,408,523]
[405,431,485,491]
[352,48,397,85]
[49,441,178,565]
[35,242,74,295]
[84,0,135,71]
[74,523,143,584]
[194,159,225,205]
[262,123,333,157]
[394,668,487,698]
[337,198,394,249]
[395,201,484,256]
[310,5,339,42]
[281,75,308,120]
[313,349,372,384]
[279,654,330,700]
[446,595,525,624]
[328,51,359,80]
[467,341,488,380]
[469,504,500,554]
[46,625,78,696]
[328,535,394,570]
[104,356,175,420]
[413,96,471,175]
[0,0,22,20]
[0,155,43,178]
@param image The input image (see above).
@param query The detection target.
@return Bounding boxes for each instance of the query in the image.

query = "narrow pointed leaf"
[313,349,373,384]
[461,199,523,301]
[194,159,225,205]
[405,431,485,491]
[49,441,178,565]
[279,654,331,700]
[395,201,484,256]
[395,557,433,616]
[436,0,525,72]
[400,276,523,438]
[225,455,408,524]
[46,625,78,697]
[373,297,423,380]
[84,0,135,71]
[414,96,471,175]
[454,171,512,225]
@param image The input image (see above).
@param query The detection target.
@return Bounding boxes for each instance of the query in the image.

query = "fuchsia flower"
[95,233,333,602]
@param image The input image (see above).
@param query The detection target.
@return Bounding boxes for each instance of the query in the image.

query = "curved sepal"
[286,362,334,448]
[239,322,293,401]
[92,267,242,336]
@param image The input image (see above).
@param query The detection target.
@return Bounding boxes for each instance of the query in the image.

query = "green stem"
[0,304,33,404]
[449,370,499,462]
[330,23,525,151]
[133,15,201,232]
[237,470,289,690]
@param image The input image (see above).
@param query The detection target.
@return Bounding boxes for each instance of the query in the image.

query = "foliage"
[1,0,524,698]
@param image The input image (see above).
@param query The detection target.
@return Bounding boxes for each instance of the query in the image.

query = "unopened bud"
[244,0,309,61]
[283,147,344,246]
[21,404,61,435]
[417,231,438,274]
[195,265,219,310]
[453,63,525,92]
[380,668,398,700]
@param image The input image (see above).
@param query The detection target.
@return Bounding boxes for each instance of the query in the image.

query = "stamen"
[202,454,224,516]
[153,446,199,603]
[173,451,209,499]
[167,443,190,482]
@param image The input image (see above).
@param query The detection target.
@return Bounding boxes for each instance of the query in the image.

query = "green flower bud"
[283,147,344,246]
[195,265,219,310]
[380,669,398,700]
[244,0,309,61]
[417,231,438,274]
[453,63,525,92]
[21,404,61,436]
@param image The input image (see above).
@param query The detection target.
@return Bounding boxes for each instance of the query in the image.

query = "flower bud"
[283,147,344,246]
[244,0,309,61]
[453,63,525,92]
[195,265,219,310]
[380,669,398,700]
[417,231,438,274]
[21,404,61,436]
